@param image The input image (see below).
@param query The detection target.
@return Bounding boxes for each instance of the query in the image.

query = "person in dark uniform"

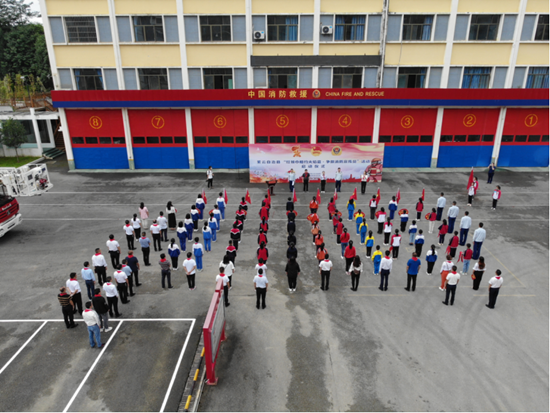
[58,287,77,329]
[91,288,112,332]
[302,169,310,192]
[286,197,294,212]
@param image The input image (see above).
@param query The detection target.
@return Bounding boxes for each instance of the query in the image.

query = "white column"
[46,117,55,146]
[491,108,507,165]
[30,108,43,156]
[58,108,75,169]
[121,109,134,169]
[37,0,59,90]
[245,0,253,88]
[441,0,459,88]
[312,0,321,87]
[431,107,444,168]
[107,0,124,88]
[176,0,190,89]
[185,108,195,168]
[248,108,255,144]
[505,0,528,88]
[310,107,318,143]
[372,107,381,143]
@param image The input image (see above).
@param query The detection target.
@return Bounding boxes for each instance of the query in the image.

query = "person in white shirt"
[467,183,475,206]
[131,213,141,240]
[377,208,386,234]
[113,265,130,304]
[220,255,235,290]
[288,169,296,192]
[92,248,108,285]
[123,220,135,250]
[254,268,268,309]
[360,170,369,194]
[206,166,214,188]
[383,218,393,245]
[106,234,121,268]
[103,276,121,318]
[83,302,102,348]
[255,259,267,278]
[212,208,222,230]
[216,194,226,221]
[492,185,501,210]
[166,201,178,230]
[318,253,333,291]
[216,267,230,307]
[348,256,363,291]
[379,251,392,291]
[335,168,343,192]
[139,202,149,228]
[436,192,446,221]
[183,252,197,290]
[157,212,169,242]
[487,269,504,309]
[442,266,460,306]
[459,211,472,246]
[446,201,460,233]
[320,171,327,193]
[66,272,83,315]
[439,255,454,291]
[390,229,402,259]
[472,222,486,260]
[150,220,162,251]
[369,195,378,220]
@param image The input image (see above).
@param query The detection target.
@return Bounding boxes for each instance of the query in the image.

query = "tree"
[0,118,27,161]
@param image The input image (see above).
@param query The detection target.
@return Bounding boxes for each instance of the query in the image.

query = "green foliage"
[0,118,27,160]
[0,0,38,30]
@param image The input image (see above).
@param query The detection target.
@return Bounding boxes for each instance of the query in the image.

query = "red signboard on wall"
[254,109,311,137]
[192,109,248,139]
[317,108,375,137]
[128,109,186,137]
[503,108,548,135]
[379,108,438,145]
[66,109,124,136]
[441,109,500,136]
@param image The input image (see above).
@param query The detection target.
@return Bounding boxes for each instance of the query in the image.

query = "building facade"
[40,0,549,170]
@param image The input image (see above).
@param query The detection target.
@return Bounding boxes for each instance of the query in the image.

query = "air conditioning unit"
[321,25,333,35]
[254,31,265,40]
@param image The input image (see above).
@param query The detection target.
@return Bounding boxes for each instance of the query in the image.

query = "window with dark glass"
[515,135,527,142]
[393,135,405,142]
[72,137,84,144]
[194,136,207,143]
[99,137,111,144]
[147,136,159,144]
[359,136,372,142]
[270,136,282,143]
[535,15,549,40]
[345,136,358,142]
[334,15,366,41]
[467,135,481,142]
[402,15,433,40]
[268,68,297,88]
[332,136,344,143]
[333,67,362,88]
[174,136,187,143]
[406,135,419,142]
[469,15,500,40]
[203,68,233,89]
[526,67,549,88]
[256,136,268,143]
[138,69,168,90]
[133,16,164,42]
[222,136,234,143]
[133,137,146,144]
[441,135,453,142]
[208,136,221,143]
[379,135,391,142]
[283,136,296,143]
[454,135,467,142]
[318,136,330,143]
[85,137,98,144]
[200,16,231,41]
[528,135,541,142]
[268,16,298,41]
[65,17,97,42]
[420,135,433,142]
[75,69,104,90]
[235,136,248,143]
[501,135,514,142]
[462,67,491,89]
[297,136,309,143]
[482,135,494,142]
[113,137,125,144]
[161,137,173,143]
[398,67,427,88]
[542,135,549,142]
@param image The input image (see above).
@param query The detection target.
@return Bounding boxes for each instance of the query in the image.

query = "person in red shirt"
[328,198,336,220]
[259,205,269,222]
[340,228,351,258]
[448,231,459,258]
[438,219,449,245]
[344,240,356,271]
[257,242,269,262]
[311,221,320,243]
[258,229,268,246]
[314,231,324,249]
[310,197,319,214]
[336,218,344,244]
[307,212,320,225]
[263,194,271,210]
[230,224,241,251]
[461,243,473,275]
[316,243,328,263]
[428,208,437,234]
[239,197,248,211]
[416,198,424,220]
[332,210,342,233]
[236,207,246,224]
[259,217,269,234]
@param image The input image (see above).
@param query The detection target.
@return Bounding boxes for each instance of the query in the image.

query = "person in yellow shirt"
[354,209,366,235]
[371,245,383,275]
[365,231,375,257]
[359,221,368,245]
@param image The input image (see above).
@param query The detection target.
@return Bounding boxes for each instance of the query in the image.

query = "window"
[402,15,433,40]
[440,135,453,142]
[332,136,344,143]
[235,136,248,143]
[268,16,298,41]
[147,137,159,144]
[222,136,234,143]
[528,135,541,142]
[99,137,111,144]
[194,136,207,143]
[133,16,164,42]
[85,137,98,144]
[270,136,282,143]
[359,136,372,142]
[345,136,358,143]
[469,15,500,41]
[161,137,173,143]
[334,15,366,41]
[203,69,233,89]
[113,137,125,144]
[297,136,309,143]
[268,68,297,88]
[482,135,494,142]
[420,135,433,142]
[398,67,427,88]
[462,67,491,89]
[284,136,296,143]
[200,16,231,41]
[318,136,330,143]
[138,69,168,90]
[542,135,549,142]
[515,135,527,142]
[467,135,481,142]
[256,136,268,143]
[208,137,221,143]
[174,136,187,144]
[526,67,549,88]
[333,67,362,88]
[133,137,146,144]
[393,135,405,143]
[406,135,419,142]
[65,17,97,42]
[535,15,549,40]
[379,136,391,143]
[454,135,466,142]
[501,135,514,142]
[72,137,84,144]
[74,69,104,90]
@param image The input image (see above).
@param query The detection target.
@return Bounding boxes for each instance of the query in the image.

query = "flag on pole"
[396,188,401,204]
[351,187,357,200]
[316,188,321,205]
[421,188,425,201]
[202,188,207,204]
[375,188,381,205]
[333,187,338,202]
[293,187,297,203]
[267,187,271,205]
[245,189,251,204]
[224,188,228,204]
[467,167,474,190]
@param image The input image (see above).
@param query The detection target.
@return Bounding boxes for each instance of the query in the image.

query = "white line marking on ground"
[159,319,196,413]
[63,321,124,413]
[0,321,47,377]
[0,319,196,323]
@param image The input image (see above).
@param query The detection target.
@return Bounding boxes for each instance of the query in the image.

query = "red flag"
[467,167,474,191]
[267,188,271,204]
[202,188,207,205]
[224,188,228,204]
[351,187,357,200]
[245,189,251,204]
[316,188,321,205]
[421,188,425,201]
[375,188,381,205]
[333,187,338,202]
[396,189,401,204]
[293,188,297,203]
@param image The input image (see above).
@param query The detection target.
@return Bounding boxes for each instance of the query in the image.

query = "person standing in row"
[472,223,486,259]
[285,257,300,292]
[150,220,162,251]
[176,222,187,251]
[190,206,199,231]
[428,208,437,234]
[319,253,333,291]
[158,212,168,241]
[365,231,375,258]
[436,193,446,221]
[415,229,425,257]
[91,288,112,333]
[415,198,424,220]
[404,252,421,292]
[131,214,141,241]
[287,232,297,248]
[302,169,310,192]
[314,230,324,251]
[83,302,102,349]
[106,235,121,268]
[159,253,173,289]
[193,237,204,271]
[399,210,408,233]
[376,208,386,234]
[184,214,194,240]
[379,250,392,291]
[253,268,268,309]
[126,251,142,287]
[167,201,177,231]
[114,265,130,303]
[439,255,454,291]
[346,197,356,221]
[257,242,269,263]
[492,186,501,210]
[372,245,383,275]
[216,268,230,307]
[360,170,368,194]
[220,255,235,290]
[309,196,318,214]
[340,228,350,258]
[81,262,95,300]
[208,213,218,242]
[344,240,356,271]
[487,270,503,309]
[461,244,473,275]
[123,220,135,250]
[467,183,475,206]
[425,245,438,275]
[390,230,401,259]
[320,171,327,193]
[354,210,365,234]
[438,219,449,245]
[183,252,197,290]
[202,222,212,252]
[66,272,83,315]
[408,220,417,245]
[459,211,471,246]
[369,195,378,220]
[168,239,181,270]
[383,218,392,245]
[213,206,222,229]
[447,201,459,233]
[255,259,268,278]
[316,243,328,263]
[448,231,459,258]
[487,162,496,184]
[216,192,226,221]
[359,220,368,245]
[139,232,151,266]
[103,277,121,318]
[327,198,336,220]
[388,196,398,220]
[92,248,108,285]
[230,224,241,250]
[286,197,294,212]
[226,240,237,265]
[195,195,205,220]
[288,169,296,192]
[348,256,363,291]
[471,256,486,290]
[206,166,214,188]
[121,259,134,297]
[335,218,344,244]
[139,202,149,228]
[335,168,343,192]
[258,228,269,247]
[442,266,460,306]
[58,287,77,329]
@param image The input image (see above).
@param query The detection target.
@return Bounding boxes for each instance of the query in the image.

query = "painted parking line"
[0,321,47,377]
[0,318,196,323]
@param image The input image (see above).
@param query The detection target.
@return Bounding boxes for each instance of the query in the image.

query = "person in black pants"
[91,288,112,332]
[442,266,460,306]
[254,268,268,309]
[318,253,333,291]
[286,197,294,212]
[320,171,326,193]
[302,169,310,192]
[151,220,162,251]
[285,257,300,292]
[159,253,173,289]
[487,269,503,309]
[287,219,296,235]
[58,287,77,329]
[126,251,142,286]
[487,162,495,183]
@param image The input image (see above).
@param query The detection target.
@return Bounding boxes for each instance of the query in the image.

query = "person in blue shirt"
[354,209,365,234]
[216,192,226,221]
[359,221,368,245]
[196,195,205,219]
[408,220,417,245]
[365,231,375,258]
[388,196,398,220]
[371,245,383,276]
[190,206,199,231]
[405,252,422,292]
[399,210,409,232]
[346,198,356,221]
[213,206,222,230]
[177,221,187,251]
[425,245,438,275]
[414,229,425,256]
[81,261,96,300]
[184,214,194,240]
[208,213,218,242]
[139,232,151,266]
[193,237,204,271]
[202,222,212,252]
